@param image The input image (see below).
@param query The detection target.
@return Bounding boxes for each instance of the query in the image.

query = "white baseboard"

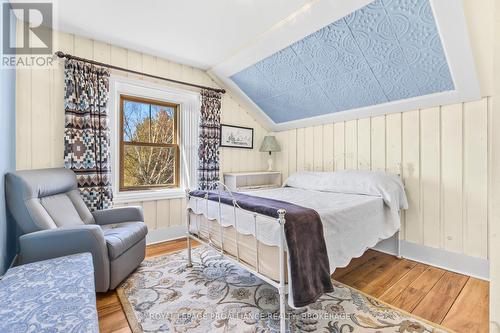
[146,225,187,245]
[373,234,489,281]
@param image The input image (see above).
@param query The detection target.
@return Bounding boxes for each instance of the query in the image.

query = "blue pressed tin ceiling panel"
[230,0,454,123]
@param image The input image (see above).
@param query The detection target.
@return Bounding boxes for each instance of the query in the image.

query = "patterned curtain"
[198,89,222,190]
[64,59,112,211]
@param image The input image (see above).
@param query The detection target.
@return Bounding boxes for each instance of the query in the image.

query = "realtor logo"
[2,2,53,55]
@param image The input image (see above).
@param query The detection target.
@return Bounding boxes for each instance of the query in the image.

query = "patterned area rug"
[117,246,452,332]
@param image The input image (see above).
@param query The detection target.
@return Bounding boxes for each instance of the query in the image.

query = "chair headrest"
[6,168,78,199]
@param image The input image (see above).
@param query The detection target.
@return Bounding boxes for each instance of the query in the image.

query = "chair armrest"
[92,206,144,225]
[18,225,110,292]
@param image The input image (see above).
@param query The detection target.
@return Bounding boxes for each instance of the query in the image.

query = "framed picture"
[220,124,254,149]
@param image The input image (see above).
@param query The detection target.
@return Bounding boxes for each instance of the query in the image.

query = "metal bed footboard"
[185,181,288,333]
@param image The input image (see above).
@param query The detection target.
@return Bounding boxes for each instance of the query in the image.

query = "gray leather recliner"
[5,168,148,292]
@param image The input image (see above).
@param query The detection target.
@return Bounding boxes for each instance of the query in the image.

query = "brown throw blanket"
[189,190,333,307]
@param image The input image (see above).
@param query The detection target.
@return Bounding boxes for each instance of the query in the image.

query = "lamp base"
[267,156,273,171]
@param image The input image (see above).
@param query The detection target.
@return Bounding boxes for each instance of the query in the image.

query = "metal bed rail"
[185,181,288,332]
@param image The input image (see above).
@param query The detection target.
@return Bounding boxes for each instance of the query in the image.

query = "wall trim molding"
[374,235,489,281]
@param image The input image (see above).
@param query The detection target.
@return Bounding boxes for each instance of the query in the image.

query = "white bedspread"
[187,186,400,273]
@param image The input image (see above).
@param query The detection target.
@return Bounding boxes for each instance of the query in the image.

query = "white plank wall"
[272,101,490,260]
[333,122,345,170]
[402,110,421,245]
[323,123,334,172]
[16,30,268,236]
[370,116,385,171]
[463,99,488,258]
[441,103,463,254]
[420,107,440,249]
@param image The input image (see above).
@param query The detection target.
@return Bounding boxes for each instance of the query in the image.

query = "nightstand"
[223,171,282,192]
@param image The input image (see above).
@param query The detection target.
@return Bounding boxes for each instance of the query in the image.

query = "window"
[119,95,179,191]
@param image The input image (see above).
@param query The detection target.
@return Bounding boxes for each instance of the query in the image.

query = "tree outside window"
[120,95,179,191]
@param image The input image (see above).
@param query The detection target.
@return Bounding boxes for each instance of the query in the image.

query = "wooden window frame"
[119,94,180,191]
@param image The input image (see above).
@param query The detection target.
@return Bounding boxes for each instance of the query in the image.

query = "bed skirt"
[189,212,288,282]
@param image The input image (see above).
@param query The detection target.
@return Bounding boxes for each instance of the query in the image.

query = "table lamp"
[259,136,281,171]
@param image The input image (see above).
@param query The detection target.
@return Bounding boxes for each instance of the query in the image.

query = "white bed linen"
[187,186,400,273]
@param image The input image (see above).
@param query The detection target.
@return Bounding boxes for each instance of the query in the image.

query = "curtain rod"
[55,51,226,94]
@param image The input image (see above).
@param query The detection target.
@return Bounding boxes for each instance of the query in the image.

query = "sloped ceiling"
[25,0,311,69]
[230,0,454,124]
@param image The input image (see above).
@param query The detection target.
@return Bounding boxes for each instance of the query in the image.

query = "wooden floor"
[97,239,489,333]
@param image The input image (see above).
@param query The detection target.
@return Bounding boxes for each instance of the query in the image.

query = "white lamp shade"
[259,136,281,153]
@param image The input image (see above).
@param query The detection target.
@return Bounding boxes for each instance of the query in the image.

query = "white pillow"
[283,170,408,211]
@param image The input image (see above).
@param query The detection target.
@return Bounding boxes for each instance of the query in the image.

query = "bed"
[186,170,408,333]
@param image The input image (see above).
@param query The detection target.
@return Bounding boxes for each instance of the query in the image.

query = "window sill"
[113,188,186,204]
